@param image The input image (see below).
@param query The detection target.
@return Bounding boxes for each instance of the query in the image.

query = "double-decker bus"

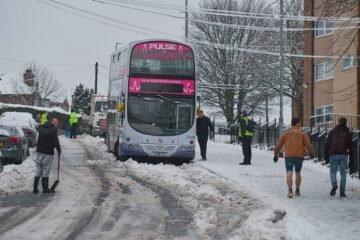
[106,39,197,163]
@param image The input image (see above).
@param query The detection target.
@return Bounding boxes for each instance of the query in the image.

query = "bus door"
[176,105,193,130]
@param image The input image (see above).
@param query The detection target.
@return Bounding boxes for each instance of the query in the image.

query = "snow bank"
[0,150,36,194]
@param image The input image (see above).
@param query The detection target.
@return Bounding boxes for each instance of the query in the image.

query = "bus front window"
[128,94,194,136]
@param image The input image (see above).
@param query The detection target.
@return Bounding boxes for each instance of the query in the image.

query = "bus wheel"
[114,140,120,160]
[114,140,128,162]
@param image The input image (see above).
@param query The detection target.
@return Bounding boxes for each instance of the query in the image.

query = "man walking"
[69,111,78,139]
[196,110,214,160]
[239,111,254,165]
[274,117,314,198]
[34,118,61,194]
[324,117,353,198]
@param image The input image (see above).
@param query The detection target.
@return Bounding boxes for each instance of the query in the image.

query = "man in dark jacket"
[324,117,352,198]
[34,118,61,194]
[196,110,214,160]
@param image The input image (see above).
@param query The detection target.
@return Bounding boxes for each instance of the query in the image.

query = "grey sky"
[0,0,198,98]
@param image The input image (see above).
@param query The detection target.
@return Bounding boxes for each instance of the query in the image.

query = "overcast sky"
[0,0,199,98]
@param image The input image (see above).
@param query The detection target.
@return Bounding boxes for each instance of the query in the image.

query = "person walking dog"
[33,118,61,194]
[274,117,314,198]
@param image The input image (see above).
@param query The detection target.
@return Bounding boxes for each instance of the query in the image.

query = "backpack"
[245,119,257,132]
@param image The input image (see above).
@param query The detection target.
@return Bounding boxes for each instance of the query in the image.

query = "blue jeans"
[330,154,347,193]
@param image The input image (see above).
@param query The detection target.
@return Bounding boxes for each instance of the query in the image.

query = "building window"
[343,56,357,70]
[315,105,333,124]
[315,61,333,81]
[315,20,334,37]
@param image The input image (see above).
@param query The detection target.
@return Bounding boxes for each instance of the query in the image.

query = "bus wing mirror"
[117,102,125,112]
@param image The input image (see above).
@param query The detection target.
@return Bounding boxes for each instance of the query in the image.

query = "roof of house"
[0,73,32,95]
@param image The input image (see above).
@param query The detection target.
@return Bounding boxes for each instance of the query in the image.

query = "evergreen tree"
[71,84,94,115]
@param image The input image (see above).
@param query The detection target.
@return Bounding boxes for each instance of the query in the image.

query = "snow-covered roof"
[0,73,32,95]
[0,103,70,115]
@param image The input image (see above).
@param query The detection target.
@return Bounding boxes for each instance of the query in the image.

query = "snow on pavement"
[198,141,360,240]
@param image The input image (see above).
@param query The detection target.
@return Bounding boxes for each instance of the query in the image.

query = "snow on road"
[0,135,359,240]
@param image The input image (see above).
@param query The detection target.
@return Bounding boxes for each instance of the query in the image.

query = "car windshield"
[128,94,194,136]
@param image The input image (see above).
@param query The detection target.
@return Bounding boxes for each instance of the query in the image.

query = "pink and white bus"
[106,39,197,163]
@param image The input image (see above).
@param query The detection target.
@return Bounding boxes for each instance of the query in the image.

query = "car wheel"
[16,152,23,165]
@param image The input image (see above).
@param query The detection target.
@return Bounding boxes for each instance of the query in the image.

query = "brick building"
[303,0,360,127]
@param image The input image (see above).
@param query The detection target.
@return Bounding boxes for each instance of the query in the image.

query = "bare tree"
[259,0,305,121]
[190,0,276,123]
[11,62,66,106]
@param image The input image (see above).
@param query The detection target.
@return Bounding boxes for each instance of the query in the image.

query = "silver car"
[0,113,37,148]
[0,125,29,165]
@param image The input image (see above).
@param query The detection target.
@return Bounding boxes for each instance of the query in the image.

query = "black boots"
[33,177,40,194]
[42,177,55,194]
[330,185,338,196]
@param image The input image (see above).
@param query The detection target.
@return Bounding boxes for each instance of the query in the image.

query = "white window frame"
[315,20,334,38]
[342,56,357,70]
[315,61,334,81]
[314,105,334,124]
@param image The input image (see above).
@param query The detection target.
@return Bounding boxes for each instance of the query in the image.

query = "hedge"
[0,104,88,133]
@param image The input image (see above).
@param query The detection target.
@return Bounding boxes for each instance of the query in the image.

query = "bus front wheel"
[114,140,128,162]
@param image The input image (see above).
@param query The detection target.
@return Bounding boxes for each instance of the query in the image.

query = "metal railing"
[211,116,360,179]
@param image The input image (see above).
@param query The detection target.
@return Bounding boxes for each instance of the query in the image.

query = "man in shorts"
[274,118,314,198]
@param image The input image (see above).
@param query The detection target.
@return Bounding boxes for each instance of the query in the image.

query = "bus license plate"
[152,151,167,157]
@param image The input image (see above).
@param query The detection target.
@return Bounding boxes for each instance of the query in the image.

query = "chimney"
[23,69,34,87]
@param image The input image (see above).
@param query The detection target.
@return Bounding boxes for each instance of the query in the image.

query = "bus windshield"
[130,41,195,77]
[128,94,194,136]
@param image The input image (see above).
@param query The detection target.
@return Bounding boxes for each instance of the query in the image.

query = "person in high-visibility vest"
[41,113,48,125]
[239,111,254,165]
[69,111,78,139]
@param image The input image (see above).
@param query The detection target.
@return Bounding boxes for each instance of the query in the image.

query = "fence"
[212,116,360,179]
[212,119,279,149]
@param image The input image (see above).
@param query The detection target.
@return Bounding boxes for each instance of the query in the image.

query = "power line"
[93,0,360,32]
[109,0,360,23]
[39,0,355,59]
[37,0,170,37]
[44,0,176,37]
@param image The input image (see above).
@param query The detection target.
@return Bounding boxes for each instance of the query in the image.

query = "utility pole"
[185,0,188,40]
[279,0,284,136]
[95,62,98,94]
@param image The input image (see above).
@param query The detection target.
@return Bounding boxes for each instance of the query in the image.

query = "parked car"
[0,149,3,173]
[0,125,29,165]
[0,112,37,148]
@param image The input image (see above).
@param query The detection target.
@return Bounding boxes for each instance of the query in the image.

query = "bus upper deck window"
[112,55,116,63]
[118,53,121,61]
